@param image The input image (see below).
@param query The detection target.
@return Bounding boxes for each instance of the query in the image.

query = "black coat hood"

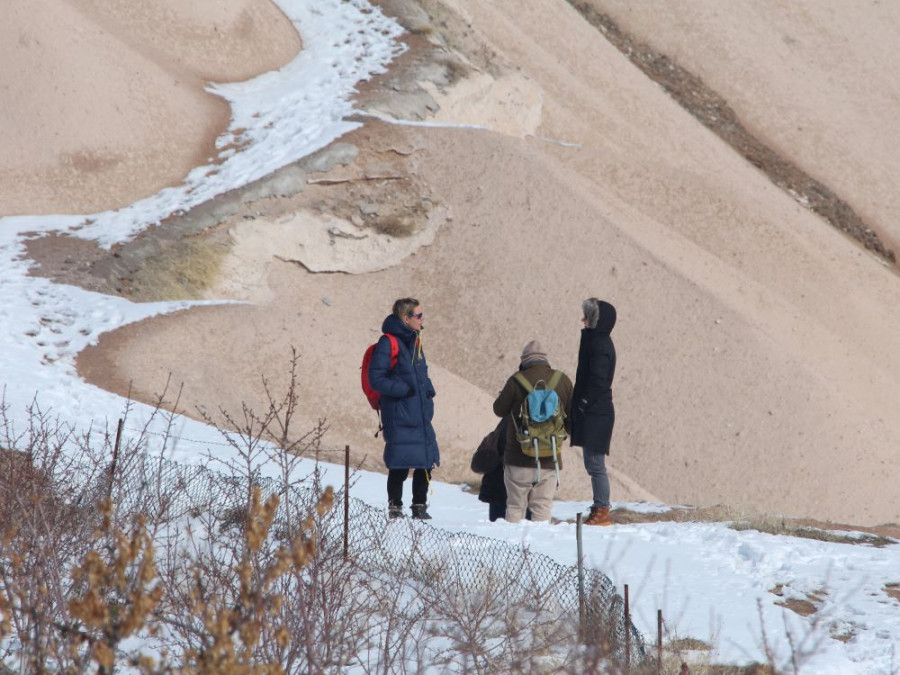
[596,301,617,335]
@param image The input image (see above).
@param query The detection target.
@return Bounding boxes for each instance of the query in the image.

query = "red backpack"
[361,334,399,434]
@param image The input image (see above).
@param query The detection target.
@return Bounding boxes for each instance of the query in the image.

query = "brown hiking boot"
[584,506,612,526]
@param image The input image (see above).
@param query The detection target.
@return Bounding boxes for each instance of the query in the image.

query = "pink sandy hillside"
[9,0,900,526]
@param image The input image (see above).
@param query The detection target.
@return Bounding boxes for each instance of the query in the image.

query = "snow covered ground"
[322,459,900,673]
[0,0,898,672]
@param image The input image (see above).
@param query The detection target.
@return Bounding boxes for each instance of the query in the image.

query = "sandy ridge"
[0,0,300,216]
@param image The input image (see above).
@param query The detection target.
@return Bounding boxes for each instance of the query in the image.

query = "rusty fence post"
[657,609,663,674]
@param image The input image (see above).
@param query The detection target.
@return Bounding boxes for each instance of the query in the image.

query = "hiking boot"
[388,505,404,519]
[584,506,612,526]
[411,504,432,520]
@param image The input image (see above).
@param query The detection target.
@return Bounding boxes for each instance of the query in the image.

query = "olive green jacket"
[492,361,573,469]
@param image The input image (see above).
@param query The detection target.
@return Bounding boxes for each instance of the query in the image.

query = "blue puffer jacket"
[367,314,440,470]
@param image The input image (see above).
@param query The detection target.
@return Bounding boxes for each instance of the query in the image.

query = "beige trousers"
[504,464,556,522]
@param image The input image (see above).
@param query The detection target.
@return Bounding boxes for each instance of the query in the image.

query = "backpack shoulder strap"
[384,333,399,369]
[547,370,563,391]
[512,371,533,393]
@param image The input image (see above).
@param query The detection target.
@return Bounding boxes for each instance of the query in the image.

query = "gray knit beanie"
[520,339,548,367]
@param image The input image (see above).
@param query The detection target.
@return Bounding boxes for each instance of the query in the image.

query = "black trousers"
[387,468,431,506]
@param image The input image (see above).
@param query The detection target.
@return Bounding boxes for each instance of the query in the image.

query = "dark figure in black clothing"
[470,418,531,522]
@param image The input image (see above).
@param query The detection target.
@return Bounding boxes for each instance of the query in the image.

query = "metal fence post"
[343,444,350,560]
[107,418,123,501]
[657,609,663,674]
[576,512,585,641]
[625,584,631,672]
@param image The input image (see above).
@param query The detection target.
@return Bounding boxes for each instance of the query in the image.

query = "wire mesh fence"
[133,456,648,668]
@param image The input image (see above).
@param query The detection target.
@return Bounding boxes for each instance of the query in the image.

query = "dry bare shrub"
[151,348,400,672]
[164,487,334,673]
[1,351,654,673]
[67,502,162,671]
[0,354,353,672]
[423,561,578,673]
[0,398,124,671]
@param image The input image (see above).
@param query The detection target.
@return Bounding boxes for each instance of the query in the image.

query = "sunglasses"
[409,312,424,319]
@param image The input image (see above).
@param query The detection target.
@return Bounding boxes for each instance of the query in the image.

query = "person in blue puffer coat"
[367,297,440,520]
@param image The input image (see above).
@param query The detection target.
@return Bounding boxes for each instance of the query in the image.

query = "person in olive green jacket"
[492,340,573,523]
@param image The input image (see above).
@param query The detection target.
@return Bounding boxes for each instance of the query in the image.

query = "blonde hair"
[392,297,420,319]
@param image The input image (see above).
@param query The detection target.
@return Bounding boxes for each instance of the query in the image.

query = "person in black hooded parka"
[571,298,617,526]
[368,297,439,520]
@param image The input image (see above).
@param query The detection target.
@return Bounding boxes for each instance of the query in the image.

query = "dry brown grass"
[372,212,419,237]
[613,504,898,547]
[128,234,229,301]
[437,55,472,85]
[885,583,900,602]
[655,635,778,675]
